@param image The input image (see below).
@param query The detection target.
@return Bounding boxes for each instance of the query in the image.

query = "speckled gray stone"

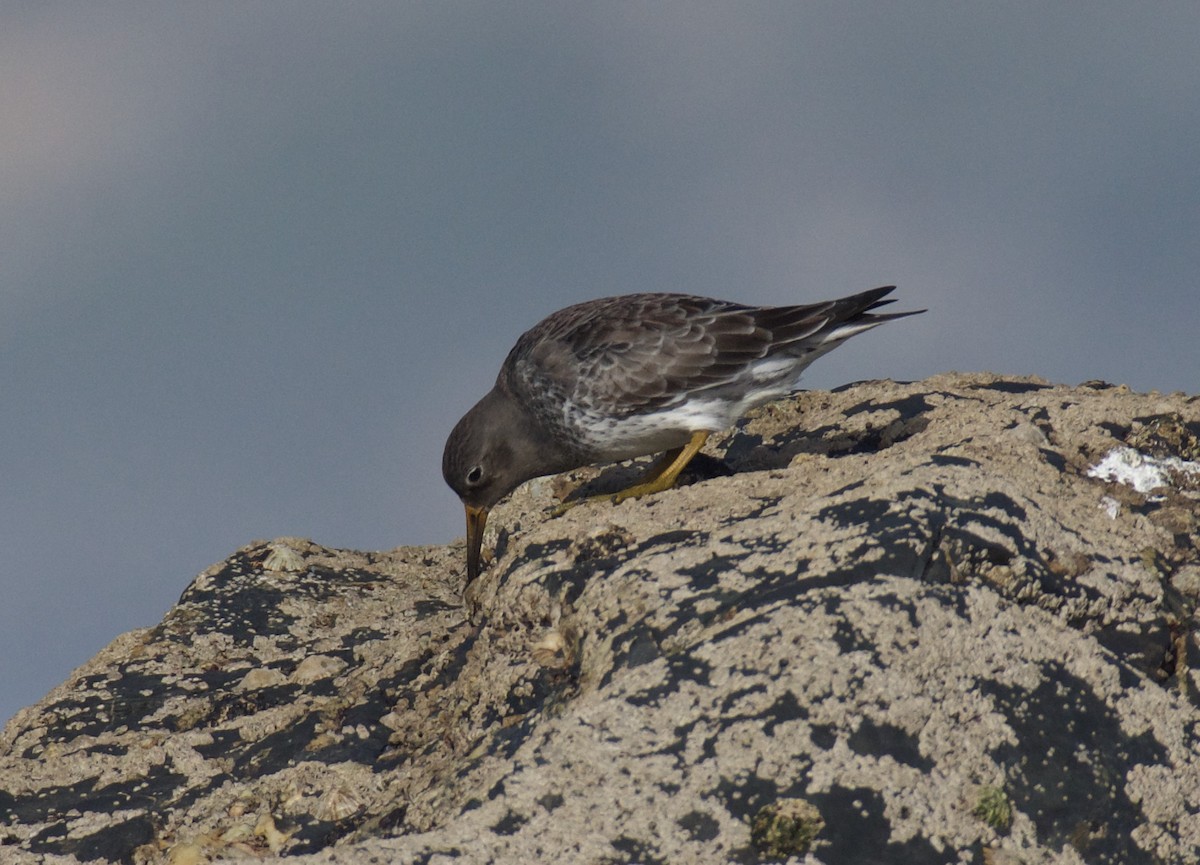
[2,374,1198,865]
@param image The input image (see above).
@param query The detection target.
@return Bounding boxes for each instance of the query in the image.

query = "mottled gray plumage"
[443,286,923,585]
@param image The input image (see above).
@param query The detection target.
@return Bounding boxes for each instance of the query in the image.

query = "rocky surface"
[2,372,1199,865]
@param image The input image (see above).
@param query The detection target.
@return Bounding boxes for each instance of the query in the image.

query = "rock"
[2,373,1199,864]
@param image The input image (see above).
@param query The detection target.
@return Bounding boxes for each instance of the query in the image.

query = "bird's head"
[442,388,546,584]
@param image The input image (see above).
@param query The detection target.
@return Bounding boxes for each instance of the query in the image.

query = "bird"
[443,286,923,587]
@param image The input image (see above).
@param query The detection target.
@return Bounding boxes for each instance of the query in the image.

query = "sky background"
[3,3,1198,726]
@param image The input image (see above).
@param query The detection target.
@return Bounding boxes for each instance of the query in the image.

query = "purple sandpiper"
[443,286,923,585]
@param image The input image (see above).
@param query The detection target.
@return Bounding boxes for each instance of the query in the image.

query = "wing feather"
[501,287,918,418]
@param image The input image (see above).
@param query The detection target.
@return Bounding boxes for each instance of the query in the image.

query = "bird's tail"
[755,285,924,351]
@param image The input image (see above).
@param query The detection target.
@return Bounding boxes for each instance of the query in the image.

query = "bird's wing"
[505,295,763,415]
[503,288,911,416]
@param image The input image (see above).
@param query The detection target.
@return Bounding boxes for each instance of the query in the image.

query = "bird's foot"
[547,498,581,519]
[547,481,665,518]
[547,431,711,517]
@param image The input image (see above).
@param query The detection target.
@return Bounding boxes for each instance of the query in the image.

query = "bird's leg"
[549,430,710,516]
[610,430,710,504]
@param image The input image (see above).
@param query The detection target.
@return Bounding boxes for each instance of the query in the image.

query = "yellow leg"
[610,430,710,504]
[550,430,712,516]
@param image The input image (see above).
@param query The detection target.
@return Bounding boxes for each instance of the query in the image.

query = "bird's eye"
[465,465,484,486]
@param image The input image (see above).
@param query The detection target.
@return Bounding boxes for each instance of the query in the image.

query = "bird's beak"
[464,504,490,585]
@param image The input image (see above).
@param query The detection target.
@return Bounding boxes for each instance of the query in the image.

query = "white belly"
[568,380,798,460]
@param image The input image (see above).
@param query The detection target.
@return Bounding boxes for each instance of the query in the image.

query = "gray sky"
[3,3,1198,725]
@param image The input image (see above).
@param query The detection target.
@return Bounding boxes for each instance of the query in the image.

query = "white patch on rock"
[1086,446,1200,495]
